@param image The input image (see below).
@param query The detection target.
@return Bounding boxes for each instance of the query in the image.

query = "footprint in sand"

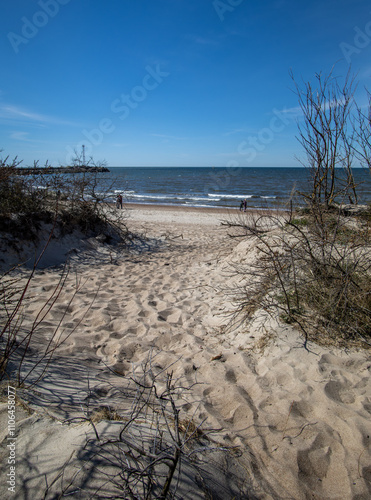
[157,308,182,324]
[225,368,237,384]
[203,386,213,397]
[362,397,371,415]
[296,430,336,486]
[324,380,356,405]
[110,360,131,376]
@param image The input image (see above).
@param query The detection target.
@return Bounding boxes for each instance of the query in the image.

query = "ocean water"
[101,167,371,210]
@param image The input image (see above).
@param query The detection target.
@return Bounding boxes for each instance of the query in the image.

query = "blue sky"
[1,0,370,167]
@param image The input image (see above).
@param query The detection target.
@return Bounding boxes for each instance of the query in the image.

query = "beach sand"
[1,204,370,499]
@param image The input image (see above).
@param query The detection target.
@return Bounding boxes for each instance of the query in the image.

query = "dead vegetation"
[0,150,130,244]
[224,206,371,348]
[224,68,371,349]
[38,353,251,499]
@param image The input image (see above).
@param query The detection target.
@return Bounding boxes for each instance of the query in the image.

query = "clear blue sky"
[1,0,370,167]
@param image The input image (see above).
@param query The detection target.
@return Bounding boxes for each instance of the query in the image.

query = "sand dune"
[1,204,370,499]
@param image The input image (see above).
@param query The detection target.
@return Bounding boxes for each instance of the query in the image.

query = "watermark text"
[8,0,72,54]
[339,12,371,63]
[6,386,16,494]
[65,64,169,163]
[213,0,245,22]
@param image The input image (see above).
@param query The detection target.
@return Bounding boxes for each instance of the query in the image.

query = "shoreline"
[122,202,288,228]
[124,201,233,213]
[123,201,289,216]
[123,202,247,228]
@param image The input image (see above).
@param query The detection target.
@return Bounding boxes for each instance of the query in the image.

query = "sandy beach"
[1,204,370,499]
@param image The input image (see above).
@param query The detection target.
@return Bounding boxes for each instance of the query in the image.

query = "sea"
[100,167,371,210]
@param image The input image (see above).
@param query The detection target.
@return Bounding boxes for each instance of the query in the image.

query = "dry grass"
[89,406,123,423]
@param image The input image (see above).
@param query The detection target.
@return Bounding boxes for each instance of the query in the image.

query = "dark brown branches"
[290,67,358,210]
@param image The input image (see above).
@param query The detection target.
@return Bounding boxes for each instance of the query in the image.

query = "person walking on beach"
[239,199,244,211]
[243,198,247,212]
[116,194,123,209]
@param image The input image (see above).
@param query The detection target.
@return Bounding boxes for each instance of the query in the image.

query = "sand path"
[1,205,370,499]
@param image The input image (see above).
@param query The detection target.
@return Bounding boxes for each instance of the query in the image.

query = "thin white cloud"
[10,131,44,143]
[276,105,303,116]
[277,100,356,119]
[4,106,48,122]
[0,104,81,127]
[10,131,31,141]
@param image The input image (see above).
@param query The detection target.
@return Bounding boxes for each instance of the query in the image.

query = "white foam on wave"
[126,193,221,203]
[208,193,253,199]
[127,193,175,200]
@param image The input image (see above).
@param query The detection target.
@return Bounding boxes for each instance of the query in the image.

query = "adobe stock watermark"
[7,0,72,54]
[6,386,17,494]
[65,64,169,163]
[204,163,242,195]
[204,107,294,194]
[213,0,245,22]
[236,108,292,164]
[339,12,371,63]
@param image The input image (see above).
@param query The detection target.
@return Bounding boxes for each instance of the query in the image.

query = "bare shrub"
[0,150,131,244]
[0,156,52,238]
[224,69,371,348]
[0,149,134,387]
[53,353,250,499]
[290,67,358,208]
[225,203,371,348]
[57,167,129,240]
[0,232,97,387]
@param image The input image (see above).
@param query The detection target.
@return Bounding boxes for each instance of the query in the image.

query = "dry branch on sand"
[58,354,249,499]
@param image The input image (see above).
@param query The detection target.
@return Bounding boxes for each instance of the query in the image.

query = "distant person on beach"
[239,199,244,211]
[116,194,123,209]
[243,198,247,212]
